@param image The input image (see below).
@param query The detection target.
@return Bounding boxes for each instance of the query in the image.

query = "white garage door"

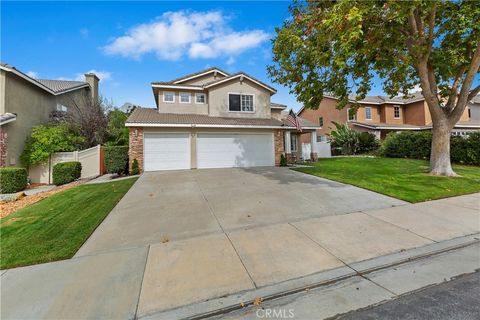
[197,133,274,169]
[144,133,190,171]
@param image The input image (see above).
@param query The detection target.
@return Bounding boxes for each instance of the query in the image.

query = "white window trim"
[347,108,356,121]
[365,107,372,120]
[393,105,401,119]
[227,92,255,113]
[163,91,175,103]
[179,92,191,104]
[195,93,206,104]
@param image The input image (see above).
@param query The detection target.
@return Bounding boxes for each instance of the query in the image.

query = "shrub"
[381,131,479,165]
[104,146,129,174]
[280,154,288,166]
[381,131,432,159]
[357,132,380,154]
[52,161,82,186]
[20,124,85,166]
[131,159,140,175]
[329,122,359,155]
[451,132,480,165]
[0,168,28,193]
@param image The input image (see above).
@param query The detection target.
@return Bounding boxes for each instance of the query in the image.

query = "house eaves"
[0,64,90,96]
[203,73,277,94]
[171,67,230,84]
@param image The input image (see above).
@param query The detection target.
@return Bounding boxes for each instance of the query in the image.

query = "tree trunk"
[429,122,456,176]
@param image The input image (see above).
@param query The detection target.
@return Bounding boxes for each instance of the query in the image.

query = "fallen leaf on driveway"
[253,297,263,306]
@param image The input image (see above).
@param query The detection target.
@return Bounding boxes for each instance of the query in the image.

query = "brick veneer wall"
[0,130,7,167]
[274,129,284,166]
[129,127,144,173]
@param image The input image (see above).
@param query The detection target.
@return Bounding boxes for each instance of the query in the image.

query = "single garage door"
[197,133,274,169]
[144,133,190,171]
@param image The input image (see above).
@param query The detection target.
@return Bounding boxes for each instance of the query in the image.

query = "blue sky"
[4,1,475,111]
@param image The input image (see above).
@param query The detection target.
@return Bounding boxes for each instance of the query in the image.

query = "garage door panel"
[144,133,190,171]
[197,133,274,169]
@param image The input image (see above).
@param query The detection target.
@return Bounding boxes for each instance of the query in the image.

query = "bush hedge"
[0,167,28,193]
[357,132,381,154]
[52,161,82,186]
[381,131,480,165]
[104,146,129,174]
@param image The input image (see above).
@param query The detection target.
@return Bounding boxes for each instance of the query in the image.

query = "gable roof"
[0,63,90,96]
[36,79,90,94]
[297,92,426,115]
[170,67,229,84]
[203,72,277,94]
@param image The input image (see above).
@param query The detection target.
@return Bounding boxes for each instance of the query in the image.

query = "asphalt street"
[337,272,480,320]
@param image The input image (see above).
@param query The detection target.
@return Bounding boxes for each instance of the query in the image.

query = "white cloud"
[103,11,269,61]
[26,71,38,78]
[80,28,89,39]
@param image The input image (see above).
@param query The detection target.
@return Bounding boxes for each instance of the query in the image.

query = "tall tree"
[269,0,480,176]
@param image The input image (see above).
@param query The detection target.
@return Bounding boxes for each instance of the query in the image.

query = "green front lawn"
[294,157,480,203]
[0,178,137,269]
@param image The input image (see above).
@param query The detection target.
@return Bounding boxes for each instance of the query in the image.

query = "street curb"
[138,233,480,320]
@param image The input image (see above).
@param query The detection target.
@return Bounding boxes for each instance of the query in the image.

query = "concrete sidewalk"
[1,193,479,319]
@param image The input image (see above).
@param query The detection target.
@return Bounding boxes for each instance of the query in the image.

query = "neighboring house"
[0,63,99,167]
[298,93,479,142]
[126,67,319,172]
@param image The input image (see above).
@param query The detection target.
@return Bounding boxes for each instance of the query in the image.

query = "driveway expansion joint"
[143,235,480,319]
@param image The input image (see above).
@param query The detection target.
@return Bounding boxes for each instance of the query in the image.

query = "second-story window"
[229,93,254,112]
[365,107,372,120]
[347,108,356,121]
[394,106,401,119]
[163,91,175,103]
[180,92,191,103]
[196,93,206,104]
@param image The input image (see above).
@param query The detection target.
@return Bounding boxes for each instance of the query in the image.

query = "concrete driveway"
[76,167,406,256]
[3,168,478,319]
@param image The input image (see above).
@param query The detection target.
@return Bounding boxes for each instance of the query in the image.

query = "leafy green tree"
[269,0,480,176]
[105,109,129,146]
[20,124,85,166]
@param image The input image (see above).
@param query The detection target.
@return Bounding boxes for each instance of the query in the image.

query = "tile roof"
[36,79,89,94]
[270,102,287,109]
[126,108,284,127]
[168,67,230,83]
[351,121,425,130]
[126,108,319,129]
[281,117,319,128]
[0,112,17,125]
[152,71,277,94]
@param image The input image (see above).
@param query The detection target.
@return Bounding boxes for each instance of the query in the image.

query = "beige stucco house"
[126,67,319,172]
[298,92,479,143]
[0,63,99,167]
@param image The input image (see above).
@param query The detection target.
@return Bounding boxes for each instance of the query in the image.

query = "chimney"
[84,73,100,103]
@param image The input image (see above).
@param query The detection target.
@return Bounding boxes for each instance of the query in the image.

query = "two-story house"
[126,67,319,172]
[298,92,479,142]
[0,63,99,167]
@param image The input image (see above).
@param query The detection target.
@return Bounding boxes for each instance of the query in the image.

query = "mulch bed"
[0,180,87,219]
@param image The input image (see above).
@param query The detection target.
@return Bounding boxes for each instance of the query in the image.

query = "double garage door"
[144,132,274,171]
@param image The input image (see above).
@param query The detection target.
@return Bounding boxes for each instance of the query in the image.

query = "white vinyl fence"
[302,142,332,159]
[29,145,103,184]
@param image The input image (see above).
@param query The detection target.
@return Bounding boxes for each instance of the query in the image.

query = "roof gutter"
[125,122,318,130]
